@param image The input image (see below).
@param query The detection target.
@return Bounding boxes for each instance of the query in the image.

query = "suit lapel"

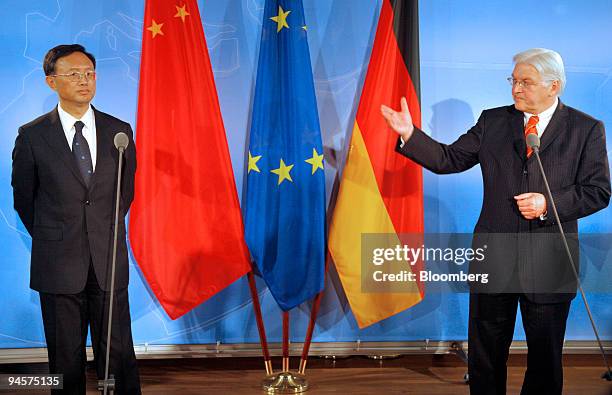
[40,108,88,188]
[508,106,526,161]
[537,100,568,155]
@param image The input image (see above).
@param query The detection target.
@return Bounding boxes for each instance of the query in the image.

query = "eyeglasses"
[51,71,97,82]
[506,77,551,89]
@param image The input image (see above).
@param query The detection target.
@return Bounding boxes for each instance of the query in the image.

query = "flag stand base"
[262,371,309,393]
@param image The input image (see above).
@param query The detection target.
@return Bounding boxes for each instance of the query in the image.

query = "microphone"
[113,132,129,152]
[100,131,130,394]
[530,135,612,381]
[526,133,540,152]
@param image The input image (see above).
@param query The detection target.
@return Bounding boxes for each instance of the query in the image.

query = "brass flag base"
[262,371,309,394]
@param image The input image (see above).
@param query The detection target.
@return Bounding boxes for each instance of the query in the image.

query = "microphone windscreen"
[526,133,540,149]
[114,132,129,150]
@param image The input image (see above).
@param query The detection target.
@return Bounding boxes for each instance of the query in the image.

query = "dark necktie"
[72,120,93,186]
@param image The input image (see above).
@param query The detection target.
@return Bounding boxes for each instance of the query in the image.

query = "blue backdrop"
[1,0,610,349]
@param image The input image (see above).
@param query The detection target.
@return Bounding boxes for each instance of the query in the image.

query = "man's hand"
[514,192,547,220]
[381,97,414,141]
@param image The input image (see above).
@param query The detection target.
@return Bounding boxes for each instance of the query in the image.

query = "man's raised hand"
[381,96,414,141]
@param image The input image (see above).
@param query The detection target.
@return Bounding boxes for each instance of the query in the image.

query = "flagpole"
[282,310,290,372]
[298,253,330,374]
[247,271,273,375]
[298,292,322,375]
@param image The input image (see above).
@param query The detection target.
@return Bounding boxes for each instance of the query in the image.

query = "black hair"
[43,44,96,76]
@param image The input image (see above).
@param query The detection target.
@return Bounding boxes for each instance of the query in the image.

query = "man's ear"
[549,80,560,97]
[45,75,57,91]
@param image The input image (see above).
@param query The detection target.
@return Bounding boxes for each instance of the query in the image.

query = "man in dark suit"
[11,44,141,394]
[381,48,610,395]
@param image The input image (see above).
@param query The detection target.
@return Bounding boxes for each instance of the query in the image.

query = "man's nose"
[78,76,89,85]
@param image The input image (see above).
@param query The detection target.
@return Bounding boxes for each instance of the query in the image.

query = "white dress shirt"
[57,103,97,171]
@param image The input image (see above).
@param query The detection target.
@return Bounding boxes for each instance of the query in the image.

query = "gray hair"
[513,48,566,94]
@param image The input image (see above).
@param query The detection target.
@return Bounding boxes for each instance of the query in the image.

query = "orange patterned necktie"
[525,115,539,157]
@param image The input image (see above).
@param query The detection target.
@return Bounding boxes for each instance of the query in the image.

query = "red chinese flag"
[129,0,251,319]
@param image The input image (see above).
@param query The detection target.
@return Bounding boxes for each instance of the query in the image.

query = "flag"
[129,0,251,320]
[244,0,326,311]
[328,0,424,328]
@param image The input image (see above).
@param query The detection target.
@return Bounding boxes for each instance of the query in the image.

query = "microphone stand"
[98,134,128,394]
[530,140,612,381]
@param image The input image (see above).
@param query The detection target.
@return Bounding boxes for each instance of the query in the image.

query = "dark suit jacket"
[12,106,136,294]
[396,101,610,302]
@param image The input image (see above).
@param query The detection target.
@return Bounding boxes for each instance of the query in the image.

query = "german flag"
[328,0,424,328]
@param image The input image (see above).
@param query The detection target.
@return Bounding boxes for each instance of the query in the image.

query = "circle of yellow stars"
[248,148,324,185]
[249,7,316,186]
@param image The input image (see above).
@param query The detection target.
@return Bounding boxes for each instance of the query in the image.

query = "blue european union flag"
[244,0,326,311]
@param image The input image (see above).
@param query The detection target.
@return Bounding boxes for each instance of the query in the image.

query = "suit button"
[85,200,91,205]
[523,169,528,175]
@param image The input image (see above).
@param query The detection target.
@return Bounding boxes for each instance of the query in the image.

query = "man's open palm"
[381,96,414,141]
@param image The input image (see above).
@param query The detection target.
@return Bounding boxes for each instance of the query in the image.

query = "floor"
[1,354,611,394]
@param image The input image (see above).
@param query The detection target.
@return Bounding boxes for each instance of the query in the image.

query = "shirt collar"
[524,97,558,121]
[57,103,94,131]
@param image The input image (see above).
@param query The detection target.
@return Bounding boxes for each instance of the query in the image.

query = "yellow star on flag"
[305,148,324,174]
[174,5,190,23]
[248,151,262,173]
[147,20,164,38]
[271,159,294,185]
[270,5,291,32]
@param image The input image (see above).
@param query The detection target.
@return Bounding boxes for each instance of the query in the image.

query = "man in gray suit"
[381,48,610,395]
